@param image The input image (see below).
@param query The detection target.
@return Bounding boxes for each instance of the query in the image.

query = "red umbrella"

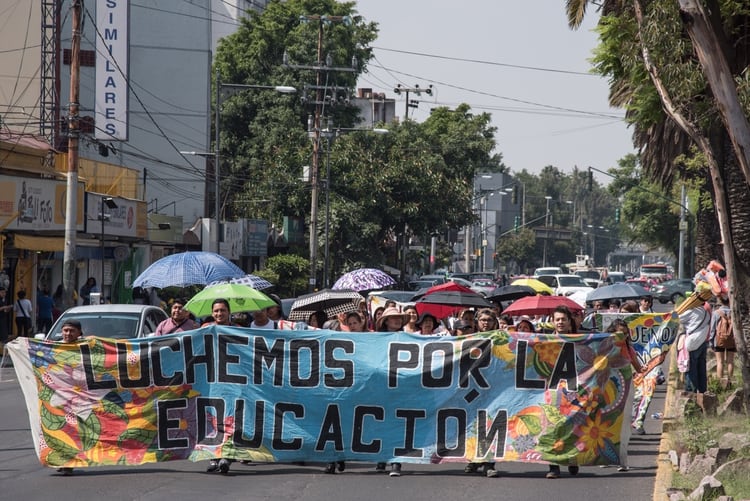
[414,289,489,320]
[411,281,474,301]
[502,295,584,317]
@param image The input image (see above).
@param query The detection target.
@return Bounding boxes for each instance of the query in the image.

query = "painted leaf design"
[118,428,157,447]
[541,404,566,425]
[88,341,107,373]
[515,412,542,435]
[41,404,66,431]
[54,349,82,368]
[80,413,102,451]
[43,432,80,462]
[101,397,128,421]
[39,385,54,403]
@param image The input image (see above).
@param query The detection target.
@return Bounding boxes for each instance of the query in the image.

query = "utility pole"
[62,0,81,308]
[393,84,433,119]
[284,15,355,292]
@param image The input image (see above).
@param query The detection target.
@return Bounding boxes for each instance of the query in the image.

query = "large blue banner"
[5,317,679,469]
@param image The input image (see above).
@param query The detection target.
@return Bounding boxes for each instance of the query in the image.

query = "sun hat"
[453,319,474,331]
[415,312,438,328]
[376,306,410,330]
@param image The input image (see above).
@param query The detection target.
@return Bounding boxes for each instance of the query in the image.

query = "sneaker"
[56,467,73,476]
[375,462,387,473]
[218,458,231,474]
[206,459,219,472]
[546,465,561,479]
[324,463,336,474]
[464,463,479,474]
[389,463,401,477]
[633,426,646,435]
[485,467,500,478]
[336,461,346,472]
[617,465,630,472]
[567,466,579,476]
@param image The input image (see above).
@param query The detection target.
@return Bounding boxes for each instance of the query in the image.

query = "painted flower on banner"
[576,334,632,390]
[47,363,112,420]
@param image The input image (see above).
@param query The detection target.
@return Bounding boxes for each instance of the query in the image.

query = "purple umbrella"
[332,268,396,292]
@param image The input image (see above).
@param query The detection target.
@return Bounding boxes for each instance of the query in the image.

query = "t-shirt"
[37,294,54,319]
[14,298,32,319]
[250,320,276,329]
[679,305,711,351]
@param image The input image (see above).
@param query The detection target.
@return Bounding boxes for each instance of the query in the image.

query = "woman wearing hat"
[415,312,439,335]
[375,306,409,477]
[376,306,409,332]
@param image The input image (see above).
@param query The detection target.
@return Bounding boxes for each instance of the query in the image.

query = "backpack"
[715,310,736,350]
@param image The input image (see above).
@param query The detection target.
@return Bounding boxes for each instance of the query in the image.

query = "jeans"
[686,341,708,393]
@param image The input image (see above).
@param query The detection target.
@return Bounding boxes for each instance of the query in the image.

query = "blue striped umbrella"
[132,251,245,288]
[206,274,274,291]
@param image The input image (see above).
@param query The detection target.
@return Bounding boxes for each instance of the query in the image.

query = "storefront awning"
[13,234,65,252]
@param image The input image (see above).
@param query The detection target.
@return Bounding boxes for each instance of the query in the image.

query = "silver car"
[37,304,169,341]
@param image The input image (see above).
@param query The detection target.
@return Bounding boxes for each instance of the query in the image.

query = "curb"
[652,348,679,500]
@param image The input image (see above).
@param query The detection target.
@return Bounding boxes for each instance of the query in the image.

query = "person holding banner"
[678,303,711,411]
[204,298,237,474]
[56,318,85,475]
[547,306,580,479]
[465,308,501,478]
[375,306,410,477]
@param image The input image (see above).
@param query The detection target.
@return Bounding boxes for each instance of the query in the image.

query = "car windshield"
[558,276,588,287]
[48,313,141,341]
[576,271,599,279]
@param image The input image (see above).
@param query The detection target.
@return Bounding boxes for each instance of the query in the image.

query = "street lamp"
[182,71,295,255]
[99,196,117,302]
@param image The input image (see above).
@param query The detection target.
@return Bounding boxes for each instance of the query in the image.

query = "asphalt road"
[0,357,668,501]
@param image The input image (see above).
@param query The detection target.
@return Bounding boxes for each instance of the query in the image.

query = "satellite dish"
[113,246,129,262]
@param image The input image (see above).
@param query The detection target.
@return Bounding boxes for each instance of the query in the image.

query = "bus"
[640,263,670,281]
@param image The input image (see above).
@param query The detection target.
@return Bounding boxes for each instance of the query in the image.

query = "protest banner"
[6,316,677,470]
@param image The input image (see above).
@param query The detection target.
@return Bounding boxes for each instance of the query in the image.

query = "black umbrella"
[288,289,364,321]
[485,284,536,303]
[586,283,652,303]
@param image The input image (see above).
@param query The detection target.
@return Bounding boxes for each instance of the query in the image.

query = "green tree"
[256,254,309,298]
[494,228,536,274]
[566,0,750,406]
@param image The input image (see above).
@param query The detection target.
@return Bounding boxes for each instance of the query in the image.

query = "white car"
[533,267,563,277]
[470,279,497,297]
[537,274,593,297]
[36,304,169,341]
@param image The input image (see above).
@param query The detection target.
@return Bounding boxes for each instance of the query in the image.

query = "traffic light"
[511,186,518,204]
[587,168,593,191]
[615,207,621,223]
[514,215,520,233]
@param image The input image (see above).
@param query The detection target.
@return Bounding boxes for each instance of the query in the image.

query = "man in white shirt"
[250,307,276,329]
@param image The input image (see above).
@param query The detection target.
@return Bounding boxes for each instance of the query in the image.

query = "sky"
[353,1,634,182]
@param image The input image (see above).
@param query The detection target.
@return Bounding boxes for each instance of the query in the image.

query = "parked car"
[574,270,601,288]
[537,274,593,297]
[603,271,627,284]
[470,279,497,297]
[626,278,651,290]
[533,267,563,277]
[448,277,474,288]
[418,274,447,285]
[36,304,169,341]
[650,278,695,304]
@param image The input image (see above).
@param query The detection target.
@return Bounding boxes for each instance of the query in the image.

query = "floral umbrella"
[332,268,396,292]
